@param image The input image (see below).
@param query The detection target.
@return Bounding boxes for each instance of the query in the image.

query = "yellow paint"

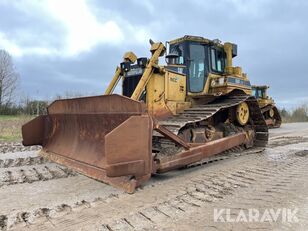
[236,102,250,125]
[224,42,233,75]
[131,42,166,101]
[105,66,121,95]
[252,85,276,108]
[146,71,189,117]
[123,52,137,63]
[104,36,255,119]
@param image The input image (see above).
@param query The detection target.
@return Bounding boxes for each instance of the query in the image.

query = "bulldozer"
[22,35,268,193]
[252,85,281,128]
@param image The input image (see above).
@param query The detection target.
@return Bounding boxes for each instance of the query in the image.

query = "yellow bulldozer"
[22,35,268,193]
[252,85,281,128]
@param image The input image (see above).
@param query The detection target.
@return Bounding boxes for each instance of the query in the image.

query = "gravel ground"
[0,123,307,231]
[0,142,40,154]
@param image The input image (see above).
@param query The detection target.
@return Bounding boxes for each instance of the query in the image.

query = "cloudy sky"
[0,0,307,109]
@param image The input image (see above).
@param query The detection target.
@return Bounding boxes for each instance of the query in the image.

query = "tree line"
[0,49,47,115]
[0,49,18,114]
[279,106,308,123]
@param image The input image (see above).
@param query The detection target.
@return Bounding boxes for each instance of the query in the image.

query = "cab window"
[252,88,257,98]
[188,44,207,92]
[211,49,216,70]
[210,48,225,72]
[258,89,265,98]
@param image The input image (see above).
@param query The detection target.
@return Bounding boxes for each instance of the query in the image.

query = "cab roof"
[168,35,224,48]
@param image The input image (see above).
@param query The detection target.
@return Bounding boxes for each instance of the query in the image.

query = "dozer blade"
[22,95,153,193]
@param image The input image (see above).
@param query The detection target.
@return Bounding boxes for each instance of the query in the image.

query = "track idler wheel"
[269,108,275,118]
[236,102,249,126]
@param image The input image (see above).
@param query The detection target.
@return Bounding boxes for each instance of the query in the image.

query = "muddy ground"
[0,123,307,230]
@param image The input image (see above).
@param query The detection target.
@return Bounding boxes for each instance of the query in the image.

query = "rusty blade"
[22,94,153,193]
[22,115,48,146]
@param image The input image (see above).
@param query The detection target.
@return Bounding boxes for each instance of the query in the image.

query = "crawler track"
[261,104,282,128]
[155,93,268,155]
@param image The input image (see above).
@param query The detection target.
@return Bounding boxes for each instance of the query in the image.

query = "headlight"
[211,78,225,87]
[218,77,224,85]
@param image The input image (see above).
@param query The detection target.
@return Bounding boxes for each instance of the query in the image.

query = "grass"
[0,115,34,142]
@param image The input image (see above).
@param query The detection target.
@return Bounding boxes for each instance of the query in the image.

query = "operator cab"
[166,35,237,93]
[252,85,268,99]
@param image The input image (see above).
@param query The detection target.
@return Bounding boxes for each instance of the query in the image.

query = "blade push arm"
[104,41,166,99]
[104,51,137,95]
[104,66,121,95]
[130,41,166,101]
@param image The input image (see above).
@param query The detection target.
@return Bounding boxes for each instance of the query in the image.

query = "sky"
[0,0,307,109]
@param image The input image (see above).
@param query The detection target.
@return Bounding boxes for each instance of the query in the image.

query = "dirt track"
[0,123,307,230]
